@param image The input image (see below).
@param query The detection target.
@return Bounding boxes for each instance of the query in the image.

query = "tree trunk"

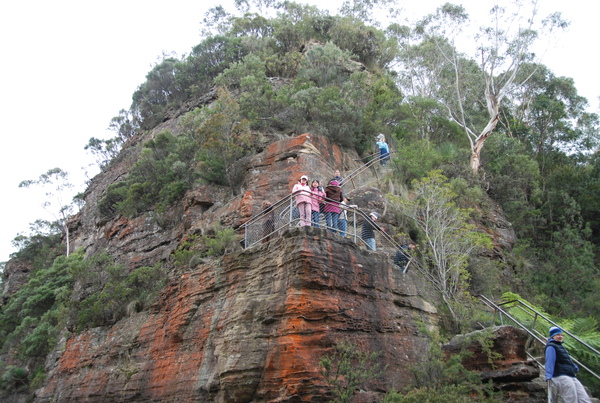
[469,113,500,173]
[470,150,481,172]
[65,225,70,257]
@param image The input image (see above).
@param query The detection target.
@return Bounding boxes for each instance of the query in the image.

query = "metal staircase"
[339,150,394,192]
[478,294,600,382]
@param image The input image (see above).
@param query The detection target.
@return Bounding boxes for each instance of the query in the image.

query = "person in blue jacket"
[545,326,592,403]
[376,134,390,166]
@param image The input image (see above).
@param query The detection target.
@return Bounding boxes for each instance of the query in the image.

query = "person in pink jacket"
[292,175,312,226]
[309,179,326,228]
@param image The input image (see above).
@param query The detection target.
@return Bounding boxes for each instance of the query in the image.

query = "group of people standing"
[291,171,353,237]
[291,171,386,253]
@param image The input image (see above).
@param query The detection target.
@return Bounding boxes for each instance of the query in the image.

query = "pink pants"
[297,202,312,226]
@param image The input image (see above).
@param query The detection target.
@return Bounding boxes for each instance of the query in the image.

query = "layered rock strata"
[37,227,437,402]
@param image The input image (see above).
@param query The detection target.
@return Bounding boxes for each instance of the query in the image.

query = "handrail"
[478,295,600,382]
[242,146,393,231]
[496,298,600,357]
[341,151,395,191]
[240,190,413,267]
[240,147,413,264]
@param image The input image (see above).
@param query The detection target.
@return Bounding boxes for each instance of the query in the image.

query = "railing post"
[352,208,356,244]
[527,312,539,351]
[290,196,294,228]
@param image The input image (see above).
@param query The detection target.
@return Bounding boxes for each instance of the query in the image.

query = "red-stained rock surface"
[36,227,437,402]
[1,132,519,402]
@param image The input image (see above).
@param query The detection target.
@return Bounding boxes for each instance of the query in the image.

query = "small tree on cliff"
[19,168,77,257]
[389,171,492,329]
[194,87,252,194]
[319,340,384,403]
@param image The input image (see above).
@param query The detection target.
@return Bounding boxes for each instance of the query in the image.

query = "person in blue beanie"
[545,326,592,402]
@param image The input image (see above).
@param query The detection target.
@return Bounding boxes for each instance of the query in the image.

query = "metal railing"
[478,295,600,382]
[241,191,413,269]
[340,150,395,191]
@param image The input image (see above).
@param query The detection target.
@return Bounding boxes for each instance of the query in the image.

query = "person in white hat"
[292,174,312,227]
[545,326,592,402]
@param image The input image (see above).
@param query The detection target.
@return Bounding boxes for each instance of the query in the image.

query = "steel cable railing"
[478,295,600,382]
[341,151,395,191]
[240,191,413,269]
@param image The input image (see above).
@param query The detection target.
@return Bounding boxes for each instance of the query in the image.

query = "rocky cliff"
[36,227,437,402]
[22,132,434,402]
[2,129,526,402]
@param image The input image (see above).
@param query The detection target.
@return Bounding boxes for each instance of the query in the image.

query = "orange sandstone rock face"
[37,228,437,402]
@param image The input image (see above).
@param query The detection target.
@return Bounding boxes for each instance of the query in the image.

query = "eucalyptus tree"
[84,109,137,170]
[496,63,600,237]
[18,168,77,257]
[502,63,599,163]
[84,137,122,169]
[131,56,183,130]
[400,1,567,173]
[389,171,492,329]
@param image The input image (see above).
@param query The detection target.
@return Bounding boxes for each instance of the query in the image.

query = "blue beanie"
[549,326,563,338]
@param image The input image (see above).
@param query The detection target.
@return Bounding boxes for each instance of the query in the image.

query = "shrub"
[215,54,276,129]
[381,327,501,402]
[319,340,384,403]
[193,88,253,193]
[0,366,28,391]
[328,16,397,70]
[382,385,497,403]
[391,140,446,184]
[75,263,167,330]
[10,226,63,270]
[172,235,201,267]
[98,131,197,218]
[205,225,238,257]
[1,252,77,358]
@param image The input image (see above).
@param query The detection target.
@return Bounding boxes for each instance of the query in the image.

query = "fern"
[499,292,600,395]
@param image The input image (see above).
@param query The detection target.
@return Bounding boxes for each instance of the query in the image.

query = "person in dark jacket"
[361,212,379,251]
[324,180,343,233]
[545,326,592,403]
[261,200,275,244]
[394,242,415,273]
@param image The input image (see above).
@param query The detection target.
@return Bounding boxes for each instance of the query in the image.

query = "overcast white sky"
[0,0,597,264]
